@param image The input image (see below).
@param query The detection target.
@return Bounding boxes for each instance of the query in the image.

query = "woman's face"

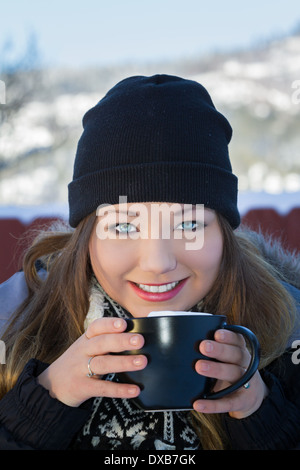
[89,202,223,318]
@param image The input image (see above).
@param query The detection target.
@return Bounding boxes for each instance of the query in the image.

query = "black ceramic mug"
[117,312,260,411]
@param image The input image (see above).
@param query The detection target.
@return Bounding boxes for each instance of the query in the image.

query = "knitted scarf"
[72,278,200,450]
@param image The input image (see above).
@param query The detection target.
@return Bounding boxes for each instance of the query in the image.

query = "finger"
[193,392,245,414]
[87,353,148,376]
[193,371,267,418]
[195,359,246,384]
[86,332,145,356]
[85,317,127,339]
[199,338,250,368]
[214,329,247,348]
[86,378,141,400]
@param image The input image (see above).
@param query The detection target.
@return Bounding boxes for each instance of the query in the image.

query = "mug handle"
[203,324,260,400]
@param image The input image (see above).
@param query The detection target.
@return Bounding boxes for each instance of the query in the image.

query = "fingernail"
[217,330,225,341]
[128,386,139,395]
[195,402,206,412]
[129,335,140,346]
[200,362,210,372]
[133,356,143,366]
[205,341,213,353]
[113,319,124,329]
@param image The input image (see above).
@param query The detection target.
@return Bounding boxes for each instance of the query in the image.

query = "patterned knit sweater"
[72,280,200,450]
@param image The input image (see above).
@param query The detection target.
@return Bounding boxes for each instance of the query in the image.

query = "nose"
[138,238,177,274]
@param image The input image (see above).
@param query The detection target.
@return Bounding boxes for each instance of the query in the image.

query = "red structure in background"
[0,216,60,284]
[0,208,299,284]
[242,208,300,254]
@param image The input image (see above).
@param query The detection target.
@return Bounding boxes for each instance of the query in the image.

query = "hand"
[37,318,147,407]
[193,329,268,419]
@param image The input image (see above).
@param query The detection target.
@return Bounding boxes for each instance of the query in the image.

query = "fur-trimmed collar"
[239,228,300,290]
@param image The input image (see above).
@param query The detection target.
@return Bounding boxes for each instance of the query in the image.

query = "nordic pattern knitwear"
[73,280,200,450]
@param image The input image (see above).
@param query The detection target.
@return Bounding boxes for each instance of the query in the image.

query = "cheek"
[89,235,112,279]
[206,238,223,271]
[89,236,133,282]
[187,231,223,275]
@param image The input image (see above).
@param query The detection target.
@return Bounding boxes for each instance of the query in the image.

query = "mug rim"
[148,311,213,317]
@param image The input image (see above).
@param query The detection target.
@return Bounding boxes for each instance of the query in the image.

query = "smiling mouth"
[129,278,188,302]
[135,281,180,293]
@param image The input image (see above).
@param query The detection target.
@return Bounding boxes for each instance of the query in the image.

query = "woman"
[0,74,299,450]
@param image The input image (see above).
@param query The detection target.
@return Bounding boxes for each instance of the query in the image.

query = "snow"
[237,191,300,215]
[0,203,68,223]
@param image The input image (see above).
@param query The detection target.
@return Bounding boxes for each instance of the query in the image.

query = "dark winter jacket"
[0,231,300,450]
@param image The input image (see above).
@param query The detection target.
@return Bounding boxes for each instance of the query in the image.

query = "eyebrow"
[174,206,194,216]
[105,209,137,217]
[108,206,196,217]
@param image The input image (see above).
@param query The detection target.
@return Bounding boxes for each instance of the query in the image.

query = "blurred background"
[0,0,300,282]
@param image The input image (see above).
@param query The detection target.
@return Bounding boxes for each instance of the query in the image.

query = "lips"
[129,278,188,302]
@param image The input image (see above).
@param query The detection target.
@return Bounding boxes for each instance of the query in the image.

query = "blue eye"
[115,223,137,233]
[176,221,199,231]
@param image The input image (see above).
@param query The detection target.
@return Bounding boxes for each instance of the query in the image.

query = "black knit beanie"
[68,74,240,228]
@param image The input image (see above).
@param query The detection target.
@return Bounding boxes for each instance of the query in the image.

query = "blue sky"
[1,0,300,68]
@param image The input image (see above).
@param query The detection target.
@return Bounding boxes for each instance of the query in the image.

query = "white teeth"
[137,281,180,293]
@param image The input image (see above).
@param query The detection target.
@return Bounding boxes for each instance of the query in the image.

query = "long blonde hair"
[0,213,297,449]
